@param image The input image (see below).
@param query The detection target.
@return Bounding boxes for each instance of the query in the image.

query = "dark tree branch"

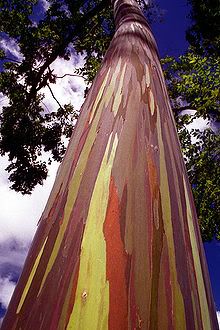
[55,73,84,79]
[41,100,51,114]
[47,84,63,109]
[172,105,196,112]
[27,0,108,104]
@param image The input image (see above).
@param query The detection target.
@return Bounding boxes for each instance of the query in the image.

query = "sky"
[152,0,190,58]
[0,0,219,325]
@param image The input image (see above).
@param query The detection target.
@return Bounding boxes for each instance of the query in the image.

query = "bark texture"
[2,0,218,329]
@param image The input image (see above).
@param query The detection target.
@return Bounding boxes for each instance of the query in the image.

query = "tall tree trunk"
[2,0,218,329]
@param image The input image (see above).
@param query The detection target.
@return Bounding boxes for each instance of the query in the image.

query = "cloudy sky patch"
[44,52,86,111]
[40,0,50,11]
[217,311,220,327]
[0,277,16,309]
[0,37,23,61]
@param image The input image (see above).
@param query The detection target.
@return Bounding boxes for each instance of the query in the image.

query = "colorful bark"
[2,0,218,329]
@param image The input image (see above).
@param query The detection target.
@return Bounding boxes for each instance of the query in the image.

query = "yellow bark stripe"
[16,237,48,314]
[183,177,211,330]
[67,133,118,330]
[112,62,127,116]
[89,68,110,123]
[38,70,111,295]
[157,111,186,329]
[149,89,155,115]
[145,64,150,87]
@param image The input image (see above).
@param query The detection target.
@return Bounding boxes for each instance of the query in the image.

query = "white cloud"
[0,239,27,270]
[179,109,209,144]
[43,53,86,112]
[0,38,23,61]
[0,155,59,245]
[187,116,209,132]
[0,277,16,309]
[181,109,209,131]
[217,311,220,327]
[0,93,9,109]
[40,0,50,11]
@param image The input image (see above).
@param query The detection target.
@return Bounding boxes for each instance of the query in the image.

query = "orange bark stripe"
[104,177,128,329]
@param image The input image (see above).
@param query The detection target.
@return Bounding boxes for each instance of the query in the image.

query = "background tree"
[186,0,220,55]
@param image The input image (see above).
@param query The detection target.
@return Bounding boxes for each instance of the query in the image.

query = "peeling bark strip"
[2,0,218,329]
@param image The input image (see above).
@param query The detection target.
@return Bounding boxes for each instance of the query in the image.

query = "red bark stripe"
[104,177,128,329]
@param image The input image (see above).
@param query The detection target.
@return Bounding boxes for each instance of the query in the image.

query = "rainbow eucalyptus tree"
[2,0,218,329]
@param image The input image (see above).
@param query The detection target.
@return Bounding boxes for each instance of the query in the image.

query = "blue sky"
[0,0,219,324]
[204,241,220,311]
[152,0,190,57]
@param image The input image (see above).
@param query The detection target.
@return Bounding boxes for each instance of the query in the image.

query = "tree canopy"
[186,0,220,55]
[0,0,219,240]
